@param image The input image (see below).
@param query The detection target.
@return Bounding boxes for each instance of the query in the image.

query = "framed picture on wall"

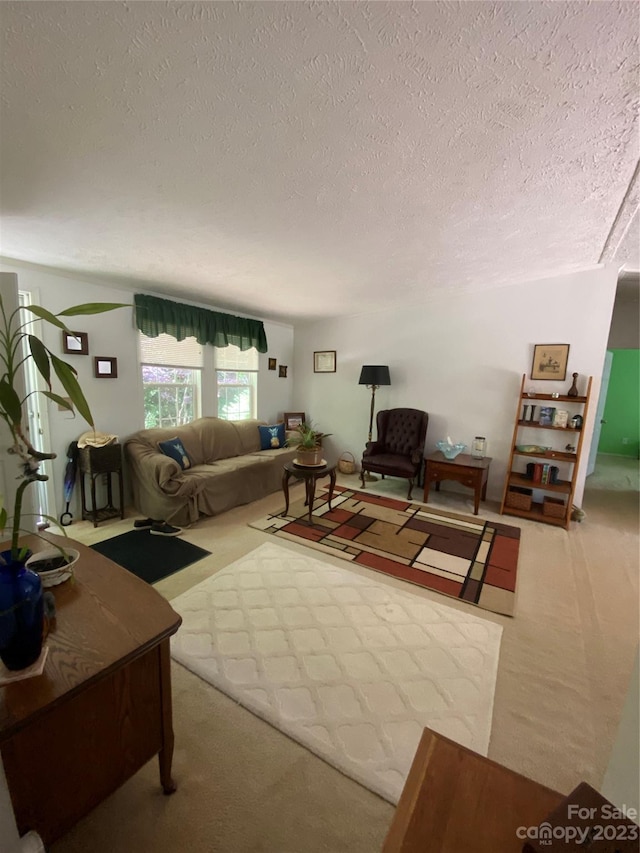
[94,357,118,378]
[530,344,569,381]
[313,350,336,373]
[62,330,89,355]
[268,358,277,370]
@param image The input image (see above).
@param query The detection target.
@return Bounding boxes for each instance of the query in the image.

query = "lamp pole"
[367,384,379,442]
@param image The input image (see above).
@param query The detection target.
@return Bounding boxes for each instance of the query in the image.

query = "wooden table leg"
[473,476,481,515]
[423,463,431,504]
[281,469,291,516]
[158,639,177,795]
[327,469,336,510]
[90,474,98,528]
[307,475,317,525]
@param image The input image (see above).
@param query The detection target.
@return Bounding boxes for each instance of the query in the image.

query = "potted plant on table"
[0,296,126,670]
[286,422,332,466]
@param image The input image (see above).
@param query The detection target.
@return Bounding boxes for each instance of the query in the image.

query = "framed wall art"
[530,344,569,381]
[313,350,336,373]
[284,412,305,430]
[279,365,288,378]
[94,357,118,379]
[268,358,277,370]
[62,330,89,355]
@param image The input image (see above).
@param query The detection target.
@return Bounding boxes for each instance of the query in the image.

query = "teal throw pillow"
[258,423,286,450]
[158,437,192,470]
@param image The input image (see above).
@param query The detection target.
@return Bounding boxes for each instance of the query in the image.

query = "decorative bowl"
[436,441,466,460]
[27,547,79,587]
[516,445,551,454]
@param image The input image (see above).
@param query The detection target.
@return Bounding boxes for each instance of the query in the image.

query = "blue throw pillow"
[158,437,192,470]
[258,423,286,450]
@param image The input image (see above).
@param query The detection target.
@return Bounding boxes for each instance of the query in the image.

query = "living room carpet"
[90,530,211,584]
[250,487,520,617]
[170,542,503,804]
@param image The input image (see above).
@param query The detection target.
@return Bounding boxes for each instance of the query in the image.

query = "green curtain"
[134,293,268,352]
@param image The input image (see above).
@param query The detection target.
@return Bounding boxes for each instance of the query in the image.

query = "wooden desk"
[0,534,181,846]
[382,728,564,853]
[423,452,492,515]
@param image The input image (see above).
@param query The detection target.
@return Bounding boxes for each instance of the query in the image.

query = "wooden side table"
[79,443,124,527]
[382,728,564,853]
[282,460,337,525]
[423,452,492,515]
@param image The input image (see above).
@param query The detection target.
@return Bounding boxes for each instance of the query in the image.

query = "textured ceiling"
[1,1,638,322]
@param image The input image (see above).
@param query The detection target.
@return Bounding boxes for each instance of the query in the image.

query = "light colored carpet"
[49,463,638,853]
[170,542,502,804]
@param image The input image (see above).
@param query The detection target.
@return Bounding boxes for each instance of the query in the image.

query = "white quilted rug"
[170,542,503,804]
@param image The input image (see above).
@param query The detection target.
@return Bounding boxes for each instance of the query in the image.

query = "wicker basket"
[338,451,356,474]
[505,486,533,511]
[543,496,566,518]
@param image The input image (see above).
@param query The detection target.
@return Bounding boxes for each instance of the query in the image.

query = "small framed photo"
[62,330,89,355]
[553,409,569,428]
[284,412,305,430]
[531,344,569,381]
[94,357,118,378]
[268,357,277,371]
[313,350,336,373]
[279,365,288,378]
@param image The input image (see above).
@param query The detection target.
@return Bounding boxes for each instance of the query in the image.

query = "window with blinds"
[139,333,202,428]
[216,344,258,421]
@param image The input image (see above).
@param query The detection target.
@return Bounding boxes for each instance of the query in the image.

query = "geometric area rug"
[170,542,503,804]
[250,486,520,617]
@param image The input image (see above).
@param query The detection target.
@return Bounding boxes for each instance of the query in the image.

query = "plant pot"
[27,547,79,588]
[0,549,45,671]
[295,447,324,466]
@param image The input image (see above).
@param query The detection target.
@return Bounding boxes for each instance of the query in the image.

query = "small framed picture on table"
[284,412,305,431]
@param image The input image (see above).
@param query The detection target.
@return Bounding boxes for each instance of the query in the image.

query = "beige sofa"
[125,417,297,526]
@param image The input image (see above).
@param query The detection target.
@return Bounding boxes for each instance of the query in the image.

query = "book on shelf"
[541,463,551,484]
[532,463,543,483]
[538,406,556,426]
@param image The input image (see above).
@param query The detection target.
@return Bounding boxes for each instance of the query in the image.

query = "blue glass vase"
[0,549,44,671]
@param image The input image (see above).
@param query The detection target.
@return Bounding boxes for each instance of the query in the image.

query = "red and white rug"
[250,487,520,617]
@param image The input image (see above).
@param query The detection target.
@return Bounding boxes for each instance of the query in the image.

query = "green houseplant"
[0,295,126,669]
[286,421,332,466]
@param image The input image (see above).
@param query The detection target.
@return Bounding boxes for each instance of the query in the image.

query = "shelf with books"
[500,373,592,530]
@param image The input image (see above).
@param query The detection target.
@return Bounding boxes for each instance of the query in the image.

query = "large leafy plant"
[0,296,127,560]
[285,422,332,450]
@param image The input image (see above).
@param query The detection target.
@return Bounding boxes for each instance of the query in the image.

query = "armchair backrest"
[376,408,429,456]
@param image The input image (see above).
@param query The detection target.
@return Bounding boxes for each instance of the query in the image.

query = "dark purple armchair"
[360,408,429,500]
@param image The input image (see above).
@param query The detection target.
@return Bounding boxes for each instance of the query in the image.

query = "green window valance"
[134,293,268,353]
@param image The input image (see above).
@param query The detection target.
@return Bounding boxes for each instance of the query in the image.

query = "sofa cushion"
[258,423,286,450]
[158,437,192,469]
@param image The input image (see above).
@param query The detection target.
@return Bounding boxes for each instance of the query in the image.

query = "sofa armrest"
[126,442,198,497]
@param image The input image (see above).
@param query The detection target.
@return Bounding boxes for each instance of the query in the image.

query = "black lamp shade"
[358,365,391,386]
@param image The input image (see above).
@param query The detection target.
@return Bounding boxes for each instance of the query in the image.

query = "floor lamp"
[359,365,391,481]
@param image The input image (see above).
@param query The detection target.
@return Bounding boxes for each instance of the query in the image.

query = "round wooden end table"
[282,459,337,525]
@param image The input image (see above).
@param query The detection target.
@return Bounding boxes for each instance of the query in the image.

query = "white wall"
[0,260,294,520]
[292,265,619,507]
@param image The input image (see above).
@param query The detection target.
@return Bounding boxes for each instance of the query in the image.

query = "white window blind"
[215,344,258,370]
[139,333,203,368]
